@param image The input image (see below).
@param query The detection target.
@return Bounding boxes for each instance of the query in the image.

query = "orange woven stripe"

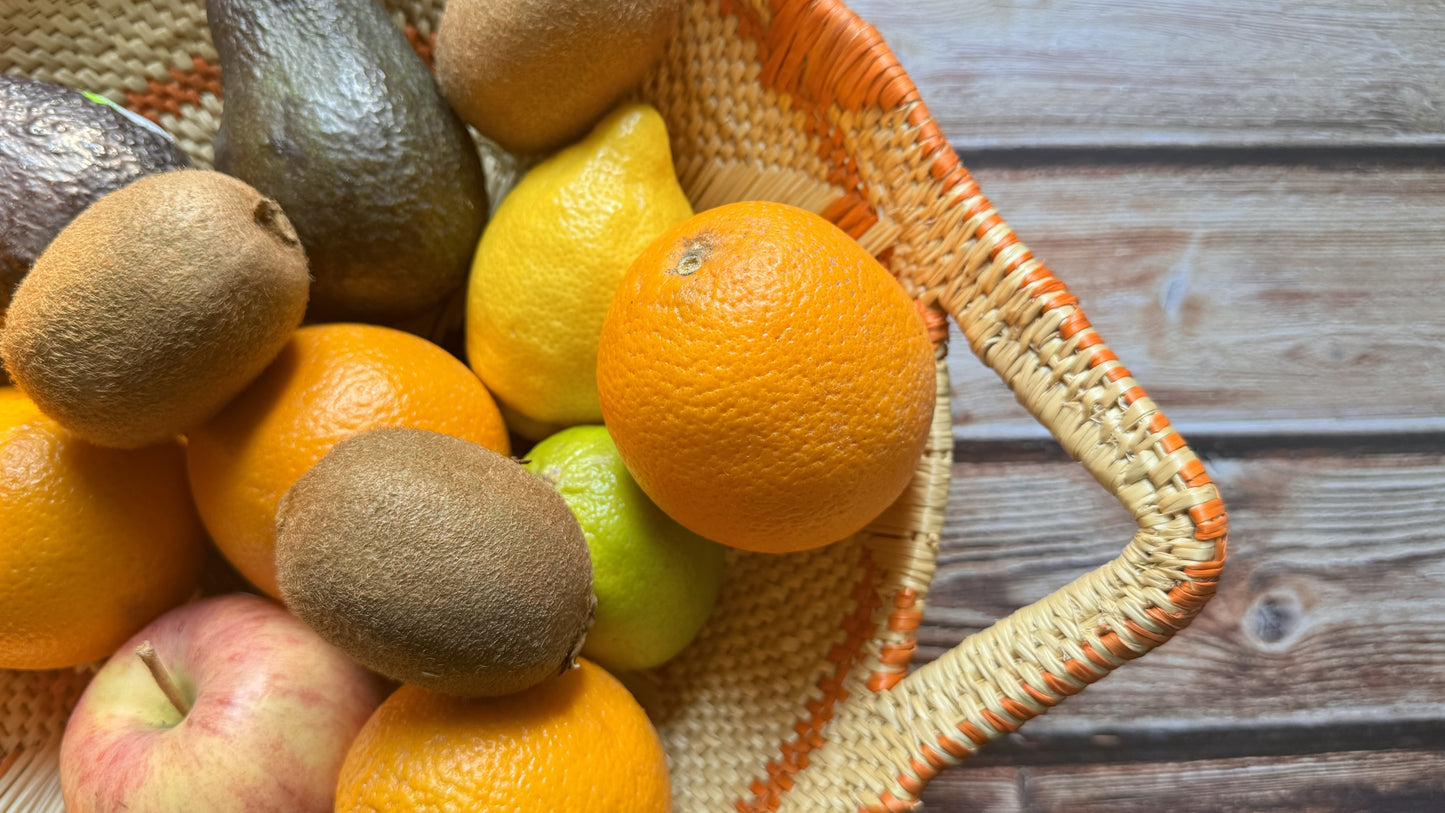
[1189,498,1229,540]
[960,195,992,223]
[1028,277,1067,299]
[919,743,950,772]
[879,641,916,665]
[897,758,934,794]
[997,250,1035,280]
[980,708,1020,734]
[0,747,19,779]
[867,670,905,691]
[733,0,961,247]
[886,608,923,632]
[990,229,1020,255]
[404,24,437,71]
[1123,617,1172,646]
[1063,657,1101,683]
[871,641,1195,811]
[1081,641,1117,669]
[1182,534,1228,580]
[1087,348,1118,368]
[1057,308,1091,337]
[999,696,1036,722]
[1041,290,1082,313]
[718,0,766,41]
[892,588,918,614]
[1144,606,1190,635]
[869,585,923,690]
[875,64,915,110]
[914,302,950,347]
[937,733,972,759]
[123,56,222,122]
[736,548,883,812]
[1119,386,1147,406]
[1158,432,1186,454]
[1042,670,1084,698]
[1179,458,1213,488]
[974,213,1005,240]
[1168,581,1219,616]
[122,25,441,124]
[1097,630,1142,660]
[924,128,974,193]
[1016,264,1053,288]
[1148,412,1172,435]
[869,791,914,813]
[957,720,990,745]
[831,192,881,238]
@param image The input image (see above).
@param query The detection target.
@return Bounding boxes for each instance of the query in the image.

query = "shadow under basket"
[0,0,1229,810]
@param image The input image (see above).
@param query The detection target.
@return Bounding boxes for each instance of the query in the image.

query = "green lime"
[525,425,724,671]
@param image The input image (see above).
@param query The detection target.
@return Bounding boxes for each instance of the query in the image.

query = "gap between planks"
[917,449,1445,742]
[918,748,1445,813]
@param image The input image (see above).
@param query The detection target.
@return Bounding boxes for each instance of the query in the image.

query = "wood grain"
[831,2,1445,809]
[918,748,1445,812]
[917,450,1445,732]
[845,0,1445,150]
[937,163,1445,440]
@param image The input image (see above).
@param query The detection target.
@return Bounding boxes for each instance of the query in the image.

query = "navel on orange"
[597,201,935,553]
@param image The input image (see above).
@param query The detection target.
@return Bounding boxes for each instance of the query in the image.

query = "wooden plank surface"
[913,447,1445,808]
[940,162,1445,440]
[838,3,1445,808]
[918,749,1445,812]
[918,450,1445,730]
[845,0,1445,150]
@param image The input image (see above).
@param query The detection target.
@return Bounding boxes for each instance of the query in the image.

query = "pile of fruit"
[0,0,937,810]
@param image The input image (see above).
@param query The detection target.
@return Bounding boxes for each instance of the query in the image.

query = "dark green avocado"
[0,75,192,319]
[207,0,488,322]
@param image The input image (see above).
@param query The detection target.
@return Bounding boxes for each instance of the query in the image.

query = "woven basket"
[1,0,1229,810]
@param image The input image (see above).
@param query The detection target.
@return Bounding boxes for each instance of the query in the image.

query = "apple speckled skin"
[59,593,388,813]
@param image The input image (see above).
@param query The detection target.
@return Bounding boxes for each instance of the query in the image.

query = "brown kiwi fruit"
[0,169,308,448]
[274,427,595,698]
[433,0,683,155]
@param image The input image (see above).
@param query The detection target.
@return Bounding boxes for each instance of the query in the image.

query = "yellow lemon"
[464,102,692,433]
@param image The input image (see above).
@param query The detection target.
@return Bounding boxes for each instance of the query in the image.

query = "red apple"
[59,593,388,812]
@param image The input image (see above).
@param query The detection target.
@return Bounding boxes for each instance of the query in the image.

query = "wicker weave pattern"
[0,668,91,812]
[0,1,1225,811]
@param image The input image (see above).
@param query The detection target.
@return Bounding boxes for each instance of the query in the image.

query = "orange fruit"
[185,323,510,598]
[597,201,935,553]
[0,387,205,669]
[335,658,671,812]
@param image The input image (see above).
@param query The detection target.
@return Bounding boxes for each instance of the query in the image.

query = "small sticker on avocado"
[80,90,176,142]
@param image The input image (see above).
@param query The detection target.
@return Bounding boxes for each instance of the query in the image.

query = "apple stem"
[136,640,191,717]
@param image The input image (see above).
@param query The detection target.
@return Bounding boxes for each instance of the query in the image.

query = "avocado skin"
[0,75,191,319]
[208,0,488,322]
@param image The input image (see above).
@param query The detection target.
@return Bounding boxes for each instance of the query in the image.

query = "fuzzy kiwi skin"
[275,428,596,698]
[434,0,683,155]
[0,169,309,449]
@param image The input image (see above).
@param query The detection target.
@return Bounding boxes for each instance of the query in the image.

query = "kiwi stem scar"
[253,198,301,247]
[136,640,191,717]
